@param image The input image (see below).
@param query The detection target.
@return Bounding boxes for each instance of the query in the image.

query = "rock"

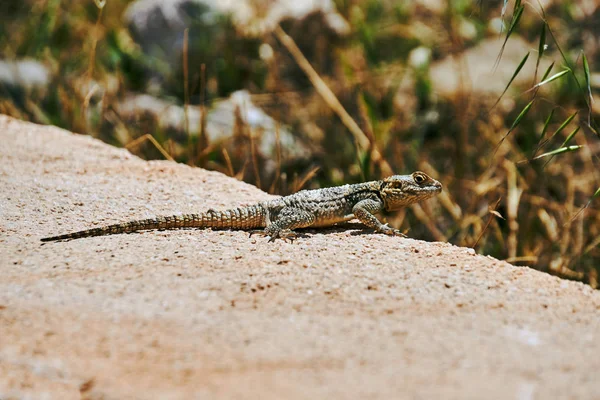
[116,90,310,168]
[0,59,50,92]
[229,0,350,37]
[124,0,349,95]
[429,35,555,98]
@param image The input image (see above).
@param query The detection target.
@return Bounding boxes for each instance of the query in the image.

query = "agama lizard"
[41,171,442,242]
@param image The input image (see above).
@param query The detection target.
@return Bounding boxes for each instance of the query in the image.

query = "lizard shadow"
[298,222,385,238]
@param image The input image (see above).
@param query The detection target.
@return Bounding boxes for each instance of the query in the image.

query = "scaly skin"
[41,171,442,242]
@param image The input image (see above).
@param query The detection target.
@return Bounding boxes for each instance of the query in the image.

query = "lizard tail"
[40,204,267,242]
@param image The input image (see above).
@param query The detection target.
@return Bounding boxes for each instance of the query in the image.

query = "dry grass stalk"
[273,25,393,177]
[125,134,174,162]
[293,166,321,193]
[472,198,503,249]
[183,28,191,148]
[268,123,282,194]
[221,148,235,177]
[411,203,446,242]
[504,160,523,259]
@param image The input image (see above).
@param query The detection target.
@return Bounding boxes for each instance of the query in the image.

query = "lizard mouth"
[411,182,442,195]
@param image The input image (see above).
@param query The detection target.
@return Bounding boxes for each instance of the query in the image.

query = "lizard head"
[380,171,442,211]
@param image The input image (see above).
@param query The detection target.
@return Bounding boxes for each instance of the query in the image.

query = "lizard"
[41,171,442,242]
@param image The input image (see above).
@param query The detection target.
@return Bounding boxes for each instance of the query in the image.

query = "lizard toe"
[378,224,407,237]
[249,229,268,238]
[266,228,297,242]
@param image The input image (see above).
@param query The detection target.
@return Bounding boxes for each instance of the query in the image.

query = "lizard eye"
[414,173,425,184]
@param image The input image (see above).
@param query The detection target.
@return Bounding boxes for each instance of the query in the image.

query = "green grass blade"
[582,52,591,92]
[548,111,577,142]
[532,109,555,157]
[501,0,509,28]
[533,145,583,160]
[594,187,600,199]
[547,25,599,134]
[540,109,555,140]
[537,23,546,59]
[540,61,554,81]
[533,23,546,85]
[582,52,593,124]
[491,52,529,110]
[494,4,525,71]
[560,126,581,147]
[509,99,534,132]
[493,99,534,157]
[532,69,570,89]
[508,5,524,36]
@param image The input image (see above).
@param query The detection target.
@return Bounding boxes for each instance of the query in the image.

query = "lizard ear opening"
[386,180,403,190]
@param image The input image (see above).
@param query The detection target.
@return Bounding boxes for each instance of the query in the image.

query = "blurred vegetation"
[0,0,598,286]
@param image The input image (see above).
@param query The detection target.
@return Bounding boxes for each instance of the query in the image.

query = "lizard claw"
[378,224,407,237]
[266,229,297,243]
[249,230,268,238]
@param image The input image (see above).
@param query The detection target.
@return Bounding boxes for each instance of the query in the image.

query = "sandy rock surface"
[0,114,599,399]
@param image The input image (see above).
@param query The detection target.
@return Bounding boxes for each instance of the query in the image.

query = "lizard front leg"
[264,207,316,242]
[352,199,406,237]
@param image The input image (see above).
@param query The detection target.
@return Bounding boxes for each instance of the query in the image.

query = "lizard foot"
[250,229,297,243]
[265,227,298,243]
[377,224,407,237]
[269,229,298,243]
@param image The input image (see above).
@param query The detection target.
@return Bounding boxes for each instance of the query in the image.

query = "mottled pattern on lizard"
[41,171,442,242]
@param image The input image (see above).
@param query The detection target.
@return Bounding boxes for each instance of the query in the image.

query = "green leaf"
[594,187,600,199]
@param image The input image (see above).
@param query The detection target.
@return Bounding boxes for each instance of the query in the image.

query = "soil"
[1,114,599,400]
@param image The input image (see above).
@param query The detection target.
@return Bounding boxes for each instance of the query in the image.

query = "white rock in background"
[125,0,348,40]
[124,0,348,66]
[429,36,555,97]
[0,60,50,91]
[116,90,310,162]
